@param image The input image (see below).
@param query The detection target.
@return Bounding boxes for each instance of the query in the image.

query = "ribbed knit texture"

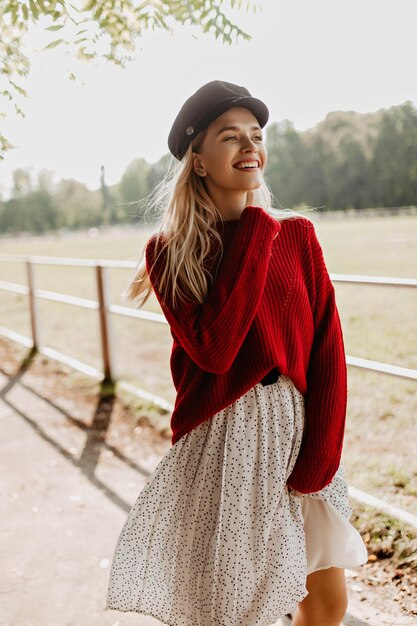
[145,205,347,493]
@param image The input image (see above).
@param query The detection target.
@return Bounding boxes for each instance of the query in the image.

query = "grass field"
[1,214,416,514]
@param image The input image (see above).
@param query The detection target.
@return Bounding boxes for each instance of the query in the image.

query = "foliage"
[115,157,152,224]
[265,101,417,211]
[54,177,103,228]
[0,0,257,159]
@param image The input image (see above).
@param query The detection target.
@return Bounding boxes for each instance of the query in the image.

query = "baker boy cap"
[168,80,269,160]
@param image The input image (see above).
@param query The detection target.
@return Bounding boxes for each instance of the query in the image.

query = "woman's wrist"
[288,486,305,498]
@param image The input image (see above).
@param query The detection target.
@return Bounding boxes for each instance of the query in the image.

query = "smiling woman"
[105,80,368,626]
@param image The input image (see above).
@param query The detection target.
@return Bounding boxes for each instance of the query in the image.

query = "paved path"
[0,366,413,626]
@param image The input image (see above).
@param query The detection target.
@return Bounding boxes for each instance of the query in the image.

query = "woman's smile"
[232,159,261,170]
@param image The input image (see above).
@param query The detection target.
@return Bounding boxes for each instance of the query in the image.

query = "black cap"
[168,80,269,161]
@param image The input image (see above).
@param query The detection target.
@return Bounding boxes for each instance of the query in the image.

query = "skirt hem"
[104,588,308,626]
[308,558,368,575]
[301,497,368,575]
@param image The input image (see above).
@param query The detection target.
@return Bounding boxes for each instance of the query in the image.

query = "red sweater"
[145,205,347,493]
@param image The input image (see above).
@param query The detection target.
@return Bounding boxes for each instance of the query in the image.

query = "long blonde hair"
[123,129,313,309]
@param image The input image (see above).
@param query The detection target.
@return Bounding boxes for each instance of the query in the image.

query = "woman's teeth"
[234,161,259,169]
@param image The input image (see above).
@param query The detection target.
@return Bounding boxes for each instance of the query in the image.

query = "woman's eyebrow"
[216,125,262,136]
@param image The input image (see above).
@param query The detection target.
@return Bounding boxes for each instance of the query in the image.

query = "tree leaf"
[43,38,66,49]
[15,103,25,117]
[29,0,39,19]
[45,24,65,31]
[1,90,13,101]
[10,81,28,97]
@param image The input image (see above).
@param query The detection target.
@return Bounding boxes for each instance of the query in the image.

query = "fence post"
[26,259,40,349]
[95,264,115,385]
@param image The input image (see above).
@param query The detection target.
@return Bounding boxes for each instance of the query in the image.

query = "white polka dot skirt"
[105,375,368,626]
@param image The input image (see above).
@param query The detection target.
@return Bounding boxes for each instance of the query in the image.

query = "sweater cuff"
[239,205,281,239]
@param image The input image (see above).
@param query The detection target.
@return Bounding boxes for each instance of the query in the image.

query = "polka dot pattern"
[106,375,367,625]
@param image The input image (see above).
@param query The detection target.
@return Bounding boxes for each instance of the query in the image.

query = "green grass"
[1,214,416,513]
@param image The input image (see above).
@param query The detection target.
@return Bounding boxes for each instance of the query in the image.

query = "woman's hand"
[288,486,305,498]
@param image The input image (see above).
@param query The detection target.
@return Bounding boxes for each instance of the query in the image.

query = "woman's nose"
[241,138,258,152]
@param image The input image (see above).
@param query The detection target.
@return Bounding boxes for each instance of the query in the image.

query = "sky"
[1,0,416,200]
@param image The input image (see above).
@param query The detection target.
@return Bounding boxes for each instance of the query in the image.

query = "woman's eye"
[224,134,263,142]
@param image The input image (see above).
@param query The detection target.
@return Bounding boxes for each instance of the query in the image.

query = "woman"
[105,80,368,626]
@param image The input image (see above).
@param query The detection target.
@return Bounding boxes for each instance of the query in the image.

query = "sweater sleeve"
[287,224,347,493]
[145,205,281,374]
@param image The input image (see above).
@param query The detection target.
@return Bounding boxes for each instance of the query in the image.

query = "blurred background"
[0,1,416,624]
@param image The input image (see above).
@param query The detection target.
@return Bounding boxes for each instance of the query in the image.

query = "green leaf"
[45,24,65,31]
[43,38,65,50]
[11,5,18,25]
[10,81,28,97]
[15,103,25,117]
[22,4,29,20]
[29,0,39,20]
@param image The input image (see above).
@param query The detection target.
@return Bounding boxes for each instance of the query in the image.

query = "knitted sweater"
[145,205,347,493]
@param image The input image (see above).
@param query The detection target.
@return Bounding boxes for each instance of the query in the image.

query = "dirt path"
[0,340,415,626]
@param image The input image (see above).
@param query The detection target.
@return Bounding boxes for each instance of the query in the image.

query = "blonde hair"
[123,129,314,309]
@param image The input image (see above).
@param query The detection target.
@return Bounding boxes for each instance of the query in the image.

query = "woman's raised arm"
[146,205,280,374]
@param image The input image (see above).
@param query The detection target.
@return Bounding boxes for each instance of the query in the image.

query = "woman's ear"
[192,154,207,177]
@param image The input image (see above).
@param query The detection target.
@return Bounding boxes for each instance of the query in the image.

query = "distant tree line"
[0,101,416,235]
[265,100,417,211]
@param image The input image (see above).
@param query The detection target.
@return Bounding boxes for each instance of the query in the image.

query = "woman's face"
[192,107,268,208]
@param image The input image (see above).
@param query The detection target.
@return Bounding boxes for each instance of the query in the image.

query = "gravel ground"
[0,337,416,626]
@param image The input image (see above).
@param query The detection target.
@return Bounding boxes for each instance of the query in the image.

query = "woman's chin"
[246,181,262,191]
[236,178,263,192]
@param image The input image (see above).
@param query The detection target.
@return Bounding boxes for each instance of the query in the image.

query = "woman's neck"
[208,188,254,221]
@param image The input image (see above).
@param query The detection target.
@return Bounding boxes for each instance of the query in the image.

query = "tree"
[265,120,306,208]
[11,167,34,197]
[53,177,103,228]
[0,188,58,233]
[116,157,151,224]
[324,136,369,210]
[369,101,417,207]
[0,0,258,160]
